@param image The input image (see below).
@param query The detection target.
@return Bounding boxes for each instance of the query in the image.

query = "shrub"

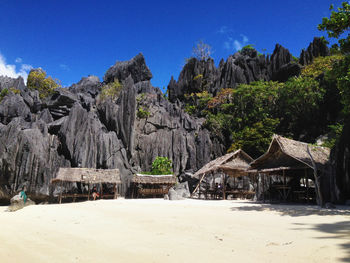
[193,74,203,81]
[0,88,9,102]
[137,106,150,118]
[151,157,172,175]
[27,69,61,99]
[100,79,123,101]
[9,87,21,94]
[301,54,344,78]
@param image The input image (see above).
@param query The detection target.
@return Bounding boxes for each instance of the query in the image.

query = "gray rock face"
[0,117,68,197]
[299,37,330,66]
[130,85,223,174]
[168,43,302,103]
[168,182,190,200]
[104,53,153,83]
[69,75,101,98]
[171,181,191,199]
[0,41,333,201]
[8,193,35,211]
[0,94,31,124]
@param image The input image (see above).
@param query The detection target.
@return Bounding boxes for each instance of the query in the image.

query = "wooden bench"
[138,188,169,197]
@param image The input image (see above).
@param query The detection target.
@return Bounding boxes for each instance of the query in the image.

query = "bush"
[0,88,9,102]
[137,107,150,118]
[9,87,21,94]
[301,54,344,78]
[27,69,61,99]
[100,79,123,101]
[151,157,172,175]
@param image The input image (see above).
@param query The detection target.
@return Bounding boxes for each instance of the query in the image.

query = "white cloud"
[59,64,70,71]
[0,53,32,83]
[15,57,22,63]
[218,26,228,34]
[223,35,249,51]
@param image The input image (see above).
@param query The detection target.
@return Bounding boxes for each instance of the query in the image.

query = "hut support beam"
[262,174,265,203]
[88,183,90,200]
[191,173,206,198]
[113,183,117,199]
[305,169,309,203]
[59,181,63,204]
[222,173,226,200]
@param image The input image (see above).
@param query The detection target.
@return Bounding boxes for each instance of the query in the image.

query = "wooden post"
[262,174,265,203]
[198,177,201,199]
[305,169,309,203]
[88,183,90,200]
[283,169,286,201]
[59,181,63,204]
[222,173,226,200]
[113,183,117,199]
[100,183,103,199]
[192,173,206,198]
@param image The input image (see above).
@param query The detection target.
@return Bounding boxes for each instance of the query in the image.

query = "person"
[20,188,27,204]
[91,186,99,200]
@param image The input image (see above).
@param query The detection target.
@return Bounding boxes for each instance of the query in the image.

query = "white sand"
[0,199,349,263]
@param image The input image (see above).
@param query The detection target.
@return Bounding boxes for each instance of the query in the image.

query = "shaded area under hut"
[249,135,331,205]
[51,168,121,203]
[191,149,254,200]
[131,174,176,198]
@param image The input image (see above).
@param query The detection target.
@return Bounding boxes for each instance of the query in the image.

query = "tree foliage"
[0,88,9,102]
[100,78,123,101]
[27,69,61,99]
[137,106,150,119]
[318,2,350,53]
[151,156,172,175]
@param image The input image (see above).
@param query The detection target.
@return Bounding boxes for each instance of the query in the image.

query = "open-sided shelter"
[131,174,176,198]
[52,168,121,203]
[249,135,331,203]
[192,149,254,199]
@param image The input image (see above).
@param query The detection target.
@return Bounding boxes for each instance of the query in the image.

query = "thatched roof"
[132,174,176,184]
[250,135,330,172]
[52,168,121,184]
[194,149,253,178]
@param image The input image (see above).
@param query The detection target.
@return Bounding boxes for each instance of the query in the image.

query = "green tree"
[318,2,350,53]
[27,69,61,99]
[151,157,172,175]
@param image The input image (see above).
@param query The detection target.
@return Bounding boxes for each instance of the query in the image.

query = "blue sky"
[0,0,345,89]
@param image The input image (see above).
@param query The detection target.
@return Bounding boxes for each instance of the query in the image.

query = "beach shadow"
[230,203,350,217]
[293,221,350,262]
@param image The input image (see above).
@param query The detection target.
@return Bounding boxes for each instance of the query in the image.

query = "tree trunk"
[307,146,324,207]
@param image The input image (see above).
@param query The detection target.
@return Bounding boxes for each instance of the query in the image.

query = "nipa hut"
[192,149,254,199]
[52,168,121,203]
[249,134,331,203]
[131,174,176,198]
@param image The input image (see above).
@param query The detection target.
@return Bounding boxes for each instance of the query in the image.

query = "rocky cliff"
[0,53,223,201]
[168,37,330,103]
[0,37,335,201]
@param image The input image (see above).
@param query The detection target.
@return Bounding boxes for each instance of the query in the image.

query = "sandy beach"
[0,199,349,263]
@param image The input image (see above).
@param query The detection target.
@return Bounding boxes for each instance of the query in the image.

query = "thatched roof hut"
[131,174,176,185]
[249,135,330,173]
[52,168,121,184]
[194,149,253,178]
